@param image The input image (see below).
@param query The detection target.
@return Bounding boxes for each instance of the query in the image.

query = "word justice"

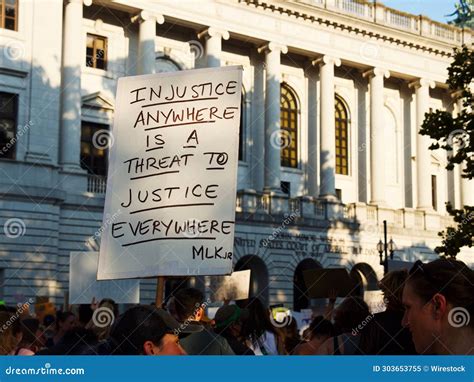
[120,184,219,209]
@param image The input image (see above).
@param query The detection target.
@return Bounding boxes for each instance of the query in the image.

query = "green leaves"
[421,46,473,258]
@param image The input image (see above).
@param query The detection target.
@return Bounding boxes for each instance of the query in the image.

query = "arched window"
[280,83,299,168]
[335,96,349,175]
[155,56,181,73]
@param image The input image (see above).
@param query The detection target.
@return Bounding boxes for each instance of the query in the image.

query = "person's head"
[18,318,44,352]
[0,312,18,355]
[214,305,248,337]
[78,304,94,327]
[379,269,408,312]
[173,288,205,322]
[402,259,474,354]
[57,328,99,355]
[43,314,55,329]
[333,296,370,334]
[308,316,335,342]
[56,311,76,333]
[110,306,191,355]
[99,298,119,318]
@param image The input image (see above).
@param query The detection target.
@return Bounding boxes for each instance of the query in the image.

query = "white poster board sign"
[98,66,242,279]
[209,269,251,301]
[69,252,140,304]
[364,290,385,314]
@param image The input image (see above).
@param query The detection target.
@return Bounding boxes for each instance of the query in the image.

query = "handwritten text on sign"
[98,66,242,280]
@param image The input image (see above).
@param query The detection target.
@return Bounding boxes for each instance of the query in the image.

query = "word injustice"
[129,81,238,104]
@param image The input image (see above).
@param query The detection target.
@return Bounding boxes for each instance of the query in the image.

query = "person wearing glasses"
[402,258,474,355]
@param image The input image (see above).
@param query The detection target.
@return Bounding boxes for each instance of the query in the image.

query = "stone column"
[135,11,164,75]
[314,55,341,199]
[410,78,435,210]
[59,0,91,171]
[258,42,288,193]
[363,68,390,205]
[198,27,229,68]
[307,65,318,197]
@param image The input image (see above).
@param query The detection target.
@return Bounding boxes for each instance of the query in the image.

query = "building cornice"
[241,0,470,57]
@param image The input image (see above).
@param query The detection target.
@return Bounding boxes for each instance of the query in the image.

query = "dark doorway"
[293,258,322,311]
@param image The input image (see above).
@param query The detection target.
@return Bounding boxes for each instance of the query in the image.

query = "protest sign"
[364,290,385,314]
[98,66,242,280]
[69,252,140,304]
[303,268,356,298]
[209,269,251,301]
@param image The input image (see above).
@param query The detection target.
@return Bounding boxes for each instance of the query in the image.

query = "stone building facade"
[0,0,473,309]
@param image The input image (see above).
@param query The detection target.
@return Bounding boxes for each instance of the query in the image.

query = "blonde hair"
[379,270,408,311]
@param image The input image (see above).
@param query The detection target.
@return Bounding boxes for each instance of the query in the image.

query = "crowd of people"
[0,258,473,356]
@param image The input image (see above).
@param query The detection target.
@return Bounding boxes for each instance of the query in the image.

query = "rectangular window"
[431,175,437,211]
[0,92,18,159]
[336,188,342,200]
[1,0,18,31]
[80,122,109,176]
[86,34,107,70]
[281,181,291,195]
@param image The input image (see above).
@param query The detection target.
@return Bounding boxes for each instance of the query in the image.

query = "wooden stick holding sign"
[155,276,166,308]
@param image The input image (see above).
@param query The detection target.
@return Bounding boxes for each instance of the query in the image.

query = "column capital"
[257,42,288,55]
[409,78,435,89]
[131,10,165,25]
[197,27,229,41]
[362,67,390,79]
[312,55,341,67]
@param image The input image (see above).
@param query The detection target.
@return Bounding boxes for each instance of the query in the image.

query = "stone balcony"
[236,189,454,232]
[281,0,472,46]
